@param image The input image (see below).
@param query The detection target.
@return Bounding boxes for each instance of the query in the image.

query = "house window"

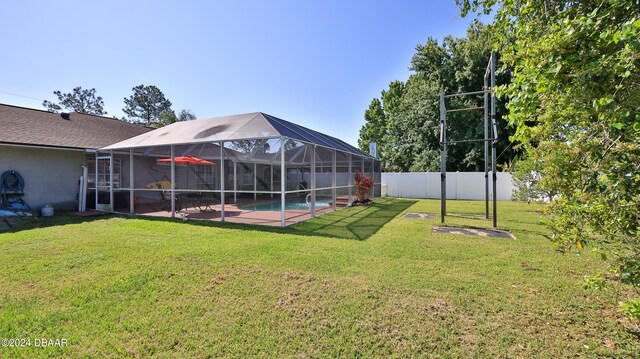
[194,165,215,190]
[243,172,254,186]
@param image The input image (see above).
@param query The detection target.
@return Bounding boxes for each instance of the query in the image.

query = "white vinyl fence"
[382,172,515,201]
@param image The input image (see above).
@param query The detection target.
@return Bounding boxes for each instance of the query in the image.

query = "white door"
[95,156,112,211]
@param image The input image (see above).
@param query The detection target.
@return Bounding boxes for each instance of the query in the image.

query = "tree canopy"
[42,87,106,115]
[359,22,516,171]
[458,0,640,320]
[177,109,197,122]
[123,84,175,128]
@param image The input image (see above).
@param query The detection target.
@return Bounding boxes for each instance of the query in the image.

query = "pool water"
[239,198,331,211]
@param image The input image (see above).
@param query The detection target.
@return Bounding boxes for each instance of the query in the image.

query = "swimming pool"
[239,198,331,211]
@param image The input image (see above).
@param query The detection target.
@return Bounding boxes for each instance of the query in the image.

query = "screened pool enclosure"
[92,112,381,227]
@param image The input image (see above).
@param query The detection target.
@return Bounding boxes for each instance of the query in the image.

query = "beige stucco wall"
[0,145,85,211]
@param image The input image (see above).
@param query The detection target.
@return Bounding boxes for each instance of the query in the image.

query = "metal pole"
[233,161,237,203]
[484,64,489,219]
[270,165,274,199]
[444,89,492,98]
[491,52,498,228]
[446,106,485,113]
[445,139,494,145]
[440,92,446,223]
[254,162,257,201]
[170,145,175,218]
[220,142,225,222]
[280,137,286,227]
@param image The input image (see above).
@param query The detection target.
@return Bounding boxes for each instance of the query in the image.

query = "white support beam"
[280,137,286,227]
[170,145,175,218]
[109,150,114,213]
[348,154,352,205]
[129,148,134,214]
[220,142,225,222]
[310,145,316,217]
[332,149,337,210]
[95,153,98,210]
[233,161,237,203]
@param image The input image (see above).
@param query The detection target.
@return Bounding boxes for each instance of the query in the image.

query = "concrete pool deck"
[116,197,350,227]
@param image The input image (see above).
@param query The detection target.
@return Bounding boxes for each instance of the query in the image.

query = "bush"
[354,171,373,203]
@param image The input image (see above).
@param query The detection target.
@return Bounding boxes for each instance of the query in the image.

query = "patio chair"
[150,175,180,212]
[159,190,181,212]
[194,192,218,212]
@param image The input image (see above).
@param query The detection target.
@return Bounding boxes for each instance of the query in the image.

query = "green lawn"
[0,199,638,357]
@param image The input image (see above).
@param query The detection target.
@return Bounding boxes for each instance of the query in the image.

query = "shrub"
[354,171,373,203]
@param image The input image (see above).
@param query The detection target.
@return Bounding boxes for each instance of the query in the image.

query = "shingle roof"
[0,103,152,149]
[102,112,370,157]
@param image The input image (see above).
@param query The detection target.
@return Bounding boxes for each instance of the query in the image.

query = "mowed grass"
[0,198,638,357]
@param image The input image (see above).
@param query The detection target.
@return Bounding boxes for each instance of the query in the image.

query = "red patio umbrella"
[157,156,215,189]
[157,156,214,165]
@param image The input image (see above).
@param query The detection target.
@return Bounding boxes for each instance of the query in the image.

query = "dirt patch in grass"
[432,225,515,239]
[276,290,301,308]
[402,212,436,219]
[210,276,225,286]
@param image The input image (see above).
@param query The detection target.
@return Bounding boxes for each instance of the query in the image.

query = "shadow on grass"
[0,213,113,234]
[0,198,417,241]
[171,197,417,241]
[288,198,418,240]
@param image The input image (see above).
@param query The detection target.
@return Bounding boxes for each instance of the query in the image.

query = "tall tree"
[458,0,640,320]
[42,87,106,115]
[123,84,175,127]
[359,22,515,172]
[177,109,197,122]
[358,82,408,170]
[358,98,385,154]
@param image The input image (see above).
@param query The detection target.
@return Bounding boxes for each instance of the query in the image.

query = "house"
[0,103,151,211]
[1,104,381,226]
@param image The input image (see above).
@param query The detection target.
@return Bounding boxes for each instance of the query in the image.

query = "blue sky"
[1,0,481,147]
